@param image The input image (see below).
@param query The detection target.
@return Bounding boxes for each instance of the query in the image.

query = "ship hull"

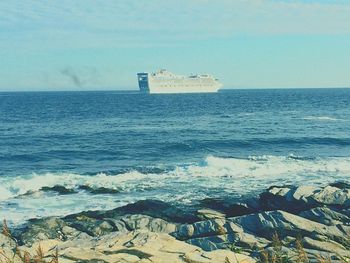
[147,83,221,94]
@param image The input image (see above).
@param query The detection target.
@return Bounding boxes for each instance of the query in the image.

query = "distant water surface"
[0,88,350,223]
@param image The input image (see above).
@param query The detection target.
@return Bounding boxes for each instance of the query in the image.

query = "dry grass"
[23,252,31,263]
[256,231,350,263]
[255,231,347,263]
[0,243,55,263]
[50,247,59,263]
[34,243,44,263]
[259,250,269,263]
[0,219,59,263]
[2,220,11,238]
[217,224,227,235]
[295,235,308,263]
[316,255,332,263]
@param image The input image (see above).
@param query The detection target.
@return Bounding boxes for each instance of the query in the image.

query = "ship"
[137,69,222,94]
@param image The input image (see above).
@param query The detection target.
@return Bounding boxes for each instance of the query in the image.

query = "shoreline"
[1,182,350,262]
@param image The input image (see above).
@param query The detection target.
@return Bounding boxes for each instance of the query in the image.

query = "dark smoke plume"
[60,68,83,87]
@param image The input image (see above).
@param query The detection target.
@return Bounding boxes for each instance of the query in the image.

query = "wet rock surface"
[2,182,350,262]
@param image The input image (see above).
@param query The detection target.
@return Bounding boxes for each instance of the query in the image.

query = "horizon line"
[1,86,350,93]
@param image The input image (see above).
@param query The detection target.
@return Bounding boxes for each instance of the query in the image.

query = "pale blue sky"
[0,0,350,91]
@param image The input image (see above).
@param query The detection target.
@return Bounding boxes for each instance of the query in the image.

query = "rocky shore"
[1,182,350,262]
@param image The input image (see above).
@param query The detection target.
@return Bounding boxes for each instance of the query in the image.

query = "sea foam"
[303,116,345,121]
[0,155,349,224]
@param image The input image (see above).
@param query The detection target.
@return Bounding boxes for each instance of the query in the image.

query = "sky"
[0,0,350,91]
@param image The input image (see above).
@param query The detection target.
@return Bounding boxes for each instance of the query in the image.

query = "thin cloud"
[1,1,350,44]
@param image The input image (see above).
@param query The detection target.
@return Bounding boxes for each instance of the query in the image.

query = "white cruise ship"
[137,69,222,94]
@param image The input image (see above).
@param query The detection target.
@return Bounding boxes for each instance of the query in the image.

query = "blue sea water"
[0,88,350,223]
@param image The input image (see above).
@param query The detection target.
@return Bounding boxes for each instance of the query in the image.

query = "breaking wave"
[0,154,349,223]
[302,116,345,121]
[1,154,349,200]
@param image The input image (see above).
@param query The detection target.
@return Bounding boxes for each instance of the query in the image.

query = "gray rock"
[19,217,68,245]
[93,220,114,236]
[302,237,350,257]
[104,218,129,233]
[186,234,233,251]
[299,206,350,226]
[197,209,226,220]
[174,218,226,240]
[184,232,268,252]
[311,186,350,206]
[260,184,350,215]
[0,233,16,248]
[259,186,317,213]
[68,199,200,224]
[120,214,176,233]
[61,225,90,240]
[66,215,115,237]
[340,208,350,217]
[292,185,319,202]
[229,210,348,246]
[173,218,268,252]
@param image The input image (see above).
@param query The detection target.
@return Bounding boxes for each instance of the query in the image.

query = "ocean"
[1,88,350,224]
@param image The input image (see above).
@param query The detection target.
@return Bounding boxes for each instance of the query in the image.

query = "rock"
[303,248,343,262]
[104,218,129,233]
[311,186,350,206]
[186,234,234,251]
[78,185,120,194]
[229,210,349,246]
[292,185,319,202]
[95,220,115,235]
[6,183,350,262]
[18,217,68,245]
[66,199,200,224]
[121,214,177,233]
[46,230,254,263]
[61,225,90,240]
[263,246,296,261]
[0,249,22,263]
[174,218,226,241]
[184,249,255,263]
[173,218,268,252]
[299,206,350,226]
[199,197,257,217]
[340,208,350,217]
[259,185,319,213]
[268,186,292,198]
[230,231,269,250]
[186,232,268,253]
[41,185,77,195]
[259,184,350,215]
[0,233,16,248]
[66,216,114,237]
[197,209,226,220]
[302,237,350,257]
[329,181,350,190]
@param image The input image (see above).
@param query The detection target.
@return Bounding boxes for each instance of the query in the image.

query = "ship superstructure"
[137,69,222,94]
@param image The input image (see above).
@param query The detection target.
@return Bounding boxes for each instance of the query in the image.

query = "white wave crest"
[0,170,154,201]
[303,116,344,121]
[1,155,350,201]
[167,155,350,180]
[0,155,350,224]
